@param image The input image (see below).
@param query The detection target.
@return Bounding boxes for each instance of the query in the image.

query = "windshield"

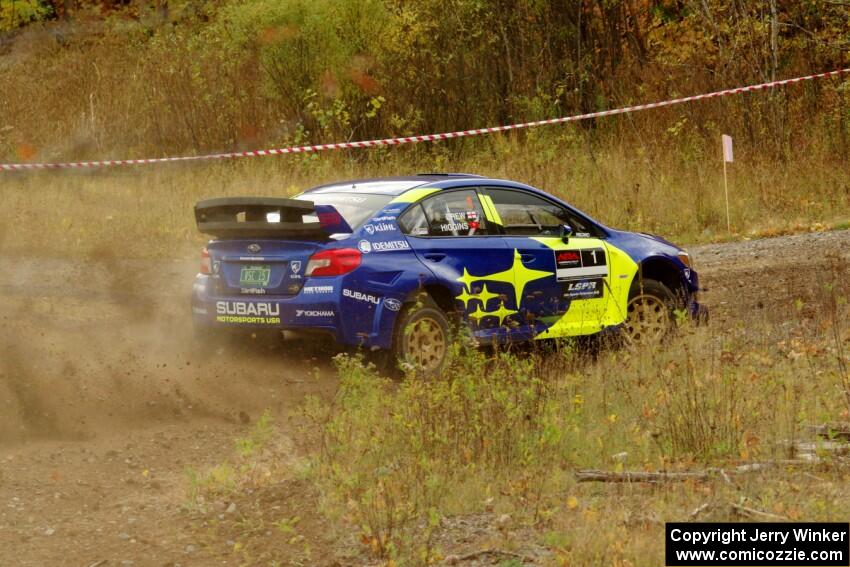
[295,192,393,230]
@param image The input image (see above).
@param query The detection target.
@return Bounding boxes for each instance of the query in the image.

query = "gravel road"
[1,229,848,566]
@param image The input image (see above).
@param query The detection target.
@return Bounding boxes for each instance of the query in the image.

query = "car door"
[481,187,619,339]
[397,189,515,343]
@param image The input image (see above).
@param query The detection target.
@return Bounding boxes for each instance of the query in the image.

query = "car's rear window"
[295,192,392,230]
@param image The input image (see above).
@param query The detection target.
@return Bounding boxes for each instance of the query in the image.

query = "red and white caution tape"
[2,67,848,172]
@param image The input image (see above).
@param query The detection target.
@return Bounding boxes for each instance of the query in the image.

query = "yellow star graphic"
[456,268,478,291]
[474,284,499,308]
[455,287,475,309]
[456,250,552,309]
[457,262,513,290]
[490,301,518,325]
[508,249,551,307]
[469,303,488,322]
[457,284,499,309]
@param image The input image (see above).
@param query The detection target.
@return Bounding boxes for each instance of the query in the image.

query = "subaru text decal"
[215,301,281,324]
[343,289,380,305]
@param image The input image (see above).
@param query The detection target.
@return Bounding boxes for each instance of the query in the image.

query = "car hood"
[636,231,682,250]
[605,228,685,260]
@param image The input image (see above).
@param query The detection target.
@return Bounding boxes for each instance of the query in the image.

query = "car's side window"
[485,188,601,237]
[398,189,489,237]
[397,203,430,236]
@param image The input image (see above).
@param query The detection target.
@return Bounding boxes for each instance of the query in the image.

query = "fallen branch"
[731,502,789,521]
[689,502,712,519]
[444,548,535,565]
[805,423,850,441]
[794,441,850,456]
[575,470,709,483]
[575,460,819,483]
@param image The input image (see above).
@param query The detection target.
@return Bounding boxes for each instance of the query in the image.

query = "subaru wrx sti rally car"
[192,174,706,372]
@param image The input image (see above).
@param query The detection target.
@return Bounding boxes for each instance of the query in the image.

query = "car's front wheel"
[623,278,676,346]
[392,295,451,376]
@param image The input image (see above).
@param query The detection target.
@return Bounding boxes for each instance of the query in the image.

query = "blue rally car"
[192,174,706,372]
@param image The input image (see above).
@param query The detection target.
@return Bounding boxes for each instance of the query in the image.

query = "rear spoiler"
[194,197,352,239]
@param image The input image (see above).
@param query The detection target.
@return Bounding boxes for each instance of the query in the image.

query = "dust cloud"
[0,248,338,446]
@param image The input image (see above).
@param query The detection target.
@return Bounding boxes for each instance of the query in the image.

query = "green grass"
[2,136,848,259]
[298,276,850,564]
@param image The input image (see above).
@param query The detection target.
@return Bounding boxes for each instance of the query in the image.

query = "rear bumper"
[192,274,341,335]
[191,274,401,349]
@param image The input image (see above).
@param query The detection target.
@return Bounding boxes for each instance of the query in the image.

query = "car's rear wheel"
[392,295,451,376]
[623,278,676,346]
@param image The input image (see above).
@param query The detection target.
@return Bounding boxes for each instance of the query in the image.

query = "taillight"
[200,247,211,275]
[306,248,361,277]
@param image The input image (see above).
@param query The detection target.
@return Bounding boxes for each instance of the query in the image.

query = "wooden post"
[721,134,734,234]
[723,156,730,234]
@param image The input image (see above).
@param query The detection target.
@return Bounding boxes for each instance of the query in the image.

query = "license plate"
[240,265,271,287]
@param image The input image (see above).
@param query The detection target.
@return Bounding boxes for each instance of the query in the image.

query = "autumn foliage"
[1,0,849,162]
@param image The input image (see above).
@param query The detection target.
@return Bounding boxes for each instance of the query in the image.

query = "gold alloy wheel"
[624,294,670,345]
[404,317,447,372]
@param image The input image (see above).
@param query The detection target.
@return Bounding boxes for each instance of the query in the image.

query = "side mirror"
[560,224,573,243]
